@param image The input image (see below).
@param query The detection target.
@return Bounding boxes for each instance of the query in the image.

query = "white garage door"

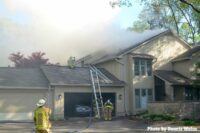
[0,89,50,121]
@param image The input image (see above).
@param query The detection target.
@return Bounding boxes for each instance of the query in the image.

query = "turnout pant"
[36,129,51,133]
[104,107,112,120]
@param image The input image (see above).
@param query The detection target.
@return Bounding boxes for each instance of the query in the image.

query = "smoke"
[0,0,165,66]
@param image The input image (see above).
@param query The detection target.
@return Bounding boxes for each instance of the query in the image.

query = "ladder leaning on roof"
[89,65,104,119]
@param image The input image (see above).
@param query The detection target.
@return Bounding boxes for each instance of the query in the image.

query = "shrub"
[182,119,197,126]
[142,113,176,121]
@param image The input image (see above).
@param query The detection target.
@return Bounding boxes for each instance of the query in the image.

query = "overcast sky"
[0,0,143,66]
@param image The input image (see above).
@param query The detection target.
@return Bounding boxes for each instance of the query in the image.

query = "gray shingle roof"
[172,46,200,62]
[41,65,124,86]
[0,68,49,88]
[154,70,192,85]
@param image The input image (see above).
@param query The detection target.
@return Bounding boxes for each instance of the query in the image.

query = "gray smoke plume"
[0,0,165,66]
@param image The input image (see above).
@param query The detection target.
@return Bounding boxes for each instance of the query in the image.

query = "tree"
[128,20,150,32]
[125,0,200,45]
[179,0,200,14]
[9,52,51,68]
[113,0,200,14]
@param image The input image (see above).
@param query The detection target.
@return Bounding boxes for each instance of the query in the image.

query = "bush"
[142,113,176,121]
[182,119,197,126]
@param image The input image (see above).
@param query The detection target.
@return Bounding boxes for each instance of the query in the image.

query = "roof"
[172,45,200,62]
[154,70,192,85]
[116,29,172,56]
[41,65,124,86]
[0,67,49,88]
[76,29,186,65]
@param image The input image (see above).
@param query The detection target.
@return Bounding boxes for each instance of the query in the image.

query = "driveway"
[0,117,199,133]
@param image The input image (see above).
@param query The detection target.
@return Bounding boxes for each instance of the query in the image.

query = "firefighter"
[104,99,113,121]
[34,99,52,133]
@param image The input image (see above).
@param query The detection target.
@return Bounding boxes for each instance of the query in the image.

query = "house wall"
[165,83,174,101]
[97,60,121,80]
[131,57,154,114]
[174,86,185,101]
[0,89,53,121]
[132,34,190,70]
[96,33,190,115]
[53,86,125,120]
[173,52,200,79]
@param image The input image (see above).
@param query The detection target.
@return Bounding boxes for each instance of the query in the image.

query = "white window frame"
[133,58,152,76]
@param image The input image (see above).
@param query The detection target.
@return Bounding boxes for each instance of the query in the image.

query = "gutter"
[172,57,192,63]
[48,85,51,107]
[0,86,48,89]
[50,83,125,87]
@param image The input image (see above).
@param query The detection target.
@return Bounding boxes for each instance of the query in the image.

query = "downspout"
[124,85,128,116]
[48,85,51,107]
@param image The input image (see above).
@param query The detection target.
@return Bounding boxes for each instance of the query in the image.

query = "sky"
[0,0,143,66]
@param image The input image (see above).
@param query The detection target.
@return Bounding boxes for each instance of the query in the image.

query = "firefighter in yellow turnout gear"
[34,99,52,133]
[104,99,113,121]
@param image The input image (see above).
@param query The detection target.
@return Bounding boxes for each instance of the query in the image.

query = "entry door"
[135,88,149,110]
[141,89,147,109]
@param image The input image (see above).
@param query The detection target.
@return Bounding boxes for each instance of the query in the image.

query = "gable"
[130,33,191,70]
[76,29,190,66]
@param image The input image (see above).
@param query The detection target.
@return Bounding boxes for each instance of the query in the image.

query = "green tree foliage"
[117,0,200,45]
[128,20,150,32]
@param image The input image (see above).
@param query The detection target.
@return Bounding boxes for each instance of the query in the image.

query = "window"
[133,58,152,76]
[135,89,141,108]
[147,60,152,76]
[134,59,139,76]
[140,60,146,75]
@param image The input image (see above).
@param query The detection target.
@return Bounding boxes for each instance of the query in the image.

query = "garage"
[64,92,116,118]
[0,68,50,121]
[0,90,49,121]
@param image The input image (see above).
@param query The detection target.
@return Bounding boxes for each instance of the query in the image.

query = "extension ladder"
[89,66,104,119]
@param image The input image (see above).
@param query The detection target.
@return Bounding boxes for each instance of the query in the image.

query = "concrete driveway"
[0,117,148,133]
[0,117,199,133]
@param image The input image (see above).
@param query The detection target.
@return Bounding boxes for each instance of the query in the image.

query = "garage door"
[0,90,49,121]
[64,93,115,118]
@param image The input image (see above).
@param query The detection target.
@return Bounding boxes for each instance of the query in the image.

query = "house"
[76,29,193,115]
[153,46,200,102]
[149,46,200,119]
[0,66,125,121]
[1,29,198,121]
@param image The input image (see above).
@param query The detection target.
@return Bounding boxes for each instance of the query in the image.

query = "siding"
[97,60,121,80]
[132,34,189,70]
[173,52,200,79]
